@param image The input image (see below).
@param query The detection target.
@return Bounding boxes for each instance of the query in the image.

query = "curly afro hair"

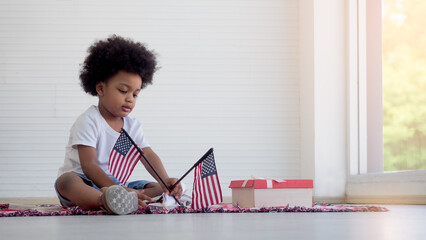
[79,35,158,96]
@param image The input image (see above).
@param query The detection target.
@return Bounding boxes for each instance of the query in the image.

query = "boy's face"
[96,71,142,119]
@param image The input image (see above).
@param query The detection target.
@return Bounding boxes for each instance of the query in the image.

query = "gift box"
[229,179,314,208]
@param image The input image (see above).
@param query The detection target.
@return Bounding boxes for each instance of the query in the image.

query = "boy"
[55,35,182,215]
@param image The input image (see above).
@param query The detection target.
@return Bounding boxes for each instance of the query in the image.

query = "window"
[346,0,426,204]
[350,0,426,174]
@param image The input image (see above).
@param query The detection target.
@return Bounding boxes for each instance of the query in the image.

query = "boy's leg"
[143,182,164,197]
[56,172,138,214]
[55,172,102,210]
[127,180,163,197]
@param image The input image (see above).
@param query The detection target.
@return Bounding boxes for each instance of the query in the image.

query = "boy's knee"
[56,172,80,192]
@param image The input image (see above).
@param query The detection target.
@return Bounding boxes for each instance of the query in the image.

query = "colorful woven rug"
[0,203,388,217]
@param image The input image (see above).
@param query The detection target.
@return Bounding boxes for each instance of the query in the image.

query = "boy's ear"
[96,82,104,96]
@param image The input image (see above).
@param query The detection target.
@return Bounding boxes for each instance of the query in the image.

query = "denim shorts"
[55,171,151,207]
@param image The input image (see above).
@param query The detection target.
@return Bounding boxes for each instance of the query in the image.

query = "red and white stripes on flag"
[192,150,223,210]
[108,132,142,185]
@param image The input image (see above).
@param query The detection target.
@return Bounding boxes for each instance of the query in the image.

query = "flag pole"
[121,128,182,205]
[169,148,214,191]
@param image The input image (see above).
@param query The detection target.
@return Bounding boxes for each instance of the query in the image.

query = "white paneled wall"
[0,0,300,198]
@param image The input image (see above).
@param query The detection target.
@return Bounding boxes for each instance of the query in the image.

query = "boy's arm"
[140,147,183,198]
[78,145,118,188]
[78,145,153,206]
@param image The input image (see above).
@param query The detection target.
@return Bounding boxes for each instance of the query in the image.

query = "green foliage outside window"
[382,0,426,171]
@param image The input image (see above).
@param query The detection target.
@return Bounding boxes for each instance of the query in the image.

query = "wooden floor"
[1,205,425,240]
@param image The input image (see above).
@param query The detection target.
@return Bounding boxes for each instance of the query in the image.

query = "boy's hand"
[164,177,183,199]
[125,188,153,207]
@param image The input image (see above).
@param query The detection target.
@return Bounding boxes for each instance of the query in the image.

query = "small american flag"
[192,149,222,210]
[108,132,142,185]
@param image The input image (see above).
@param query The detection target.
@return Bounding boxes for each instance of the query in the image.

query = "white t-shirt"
[58,105,150,178]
